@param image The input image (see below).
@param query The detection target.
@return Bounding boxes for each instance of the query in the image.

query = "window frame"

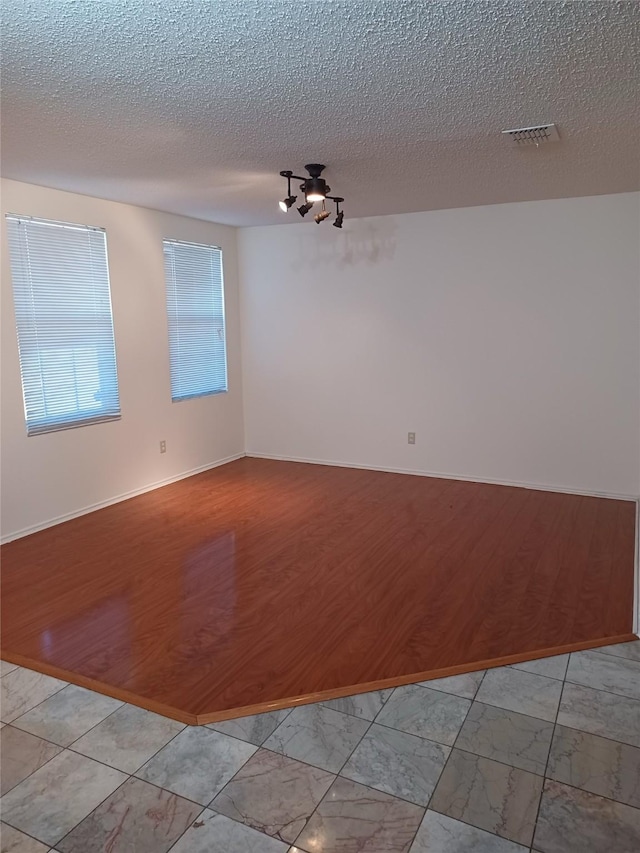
[5,213,121,436]
[163,238,228,403]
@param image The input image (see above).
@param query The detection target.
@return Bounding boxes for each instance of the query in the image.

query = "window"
[6,214,120,436]
[163,239,227,401]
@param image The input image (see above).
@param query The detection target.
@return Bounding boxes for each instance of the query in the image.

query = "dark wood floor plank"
[604,500,637,633]
[1,457,636,723]
[469,490,573,660]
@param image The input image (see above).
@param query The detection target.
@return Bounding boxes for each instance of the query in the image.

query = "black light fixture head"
[279,196,297,212]
[278,171,297,212]
[332,197,344,229]
[279,164,345,227]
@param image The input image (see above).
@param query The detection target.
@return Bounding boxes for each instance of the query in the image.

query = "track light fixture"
[279,164,345,227]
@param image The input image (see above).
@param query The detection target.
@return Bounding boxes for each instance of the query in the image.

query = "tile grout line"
[52,776,136,850]
[469,685,640,741]
[313,668,484,852]
[530,720,639,752]
[163,806,209,853]
[576,647,640,662]
[592,645,640,662]
[408,666,560,851]
[529,659,567,850]
[209,701,379,782]
[0,725,64,798]
[0,820,59,852]
[199,739,272,811]
[54,695,128,750]
[54,773,208,852]
[197,711,347,851]
[318,685,395,720]
[507,653,571,680]
[4,676,121,735]
[446,743,546,779]
[287,708,380,848]
[354,711,471,752]
[92,720,187,780]
[2,719,139,793]
[411,665,495,850]
[283,686,429,850]
[0,686,147,848]
[129,718,261,801]
[189,707,345,846]
[530,773,640,813]
[4,698,187,796]
[2,773,133,851]
[3,698,196,849]
[1,684,132,800]
[206,704,295,734]
[0,670,69,727]
[562,674,640,703]
[57,714,249,849]
[57,716,296,850]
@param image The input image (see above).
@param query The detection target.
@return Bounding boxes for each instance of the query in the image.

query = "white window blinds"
[163,239,227,401]
[6,214,121,436]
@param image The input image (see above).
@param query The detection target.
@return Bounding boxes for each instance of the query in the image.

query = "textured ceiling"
[1,0,639,226]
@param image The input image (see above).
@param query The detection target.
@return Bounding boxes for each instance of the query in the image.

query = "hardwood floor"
[1,458,636,724]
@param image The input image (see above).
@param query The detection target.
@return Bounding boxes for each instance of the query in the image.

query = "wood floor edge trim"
[194,633,638,724]
[246,452,640,503]
[3,633,636,726]
[0,451,247,544]
[0,652,198,725]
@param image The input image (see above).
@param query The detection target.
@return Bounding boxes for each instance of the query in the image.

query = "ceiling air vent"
[502,123,560,147]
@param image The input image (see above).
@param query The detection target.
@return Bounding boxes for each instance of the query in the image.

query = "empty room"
[1,1,639,852]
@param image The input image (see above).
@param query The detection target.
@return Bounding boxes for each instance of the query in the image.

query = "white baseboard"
[246,451,640,502]
[1,452,246,543]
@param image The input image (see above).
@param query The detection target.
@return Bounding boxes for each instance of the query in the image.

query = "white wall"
[1,179,244,539]
[239,192,640,498]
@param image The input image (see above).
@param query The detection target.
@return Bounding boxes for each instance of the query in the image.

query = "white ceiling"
[2,0,639,227]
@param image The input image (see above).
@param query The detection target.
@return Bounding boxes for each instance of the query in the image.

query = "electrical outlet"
[160,440,166,454]
[408,432,416,445]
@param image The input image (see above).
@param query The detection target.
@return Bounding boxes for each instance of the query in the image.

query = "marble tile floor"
[1,641,639,853]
